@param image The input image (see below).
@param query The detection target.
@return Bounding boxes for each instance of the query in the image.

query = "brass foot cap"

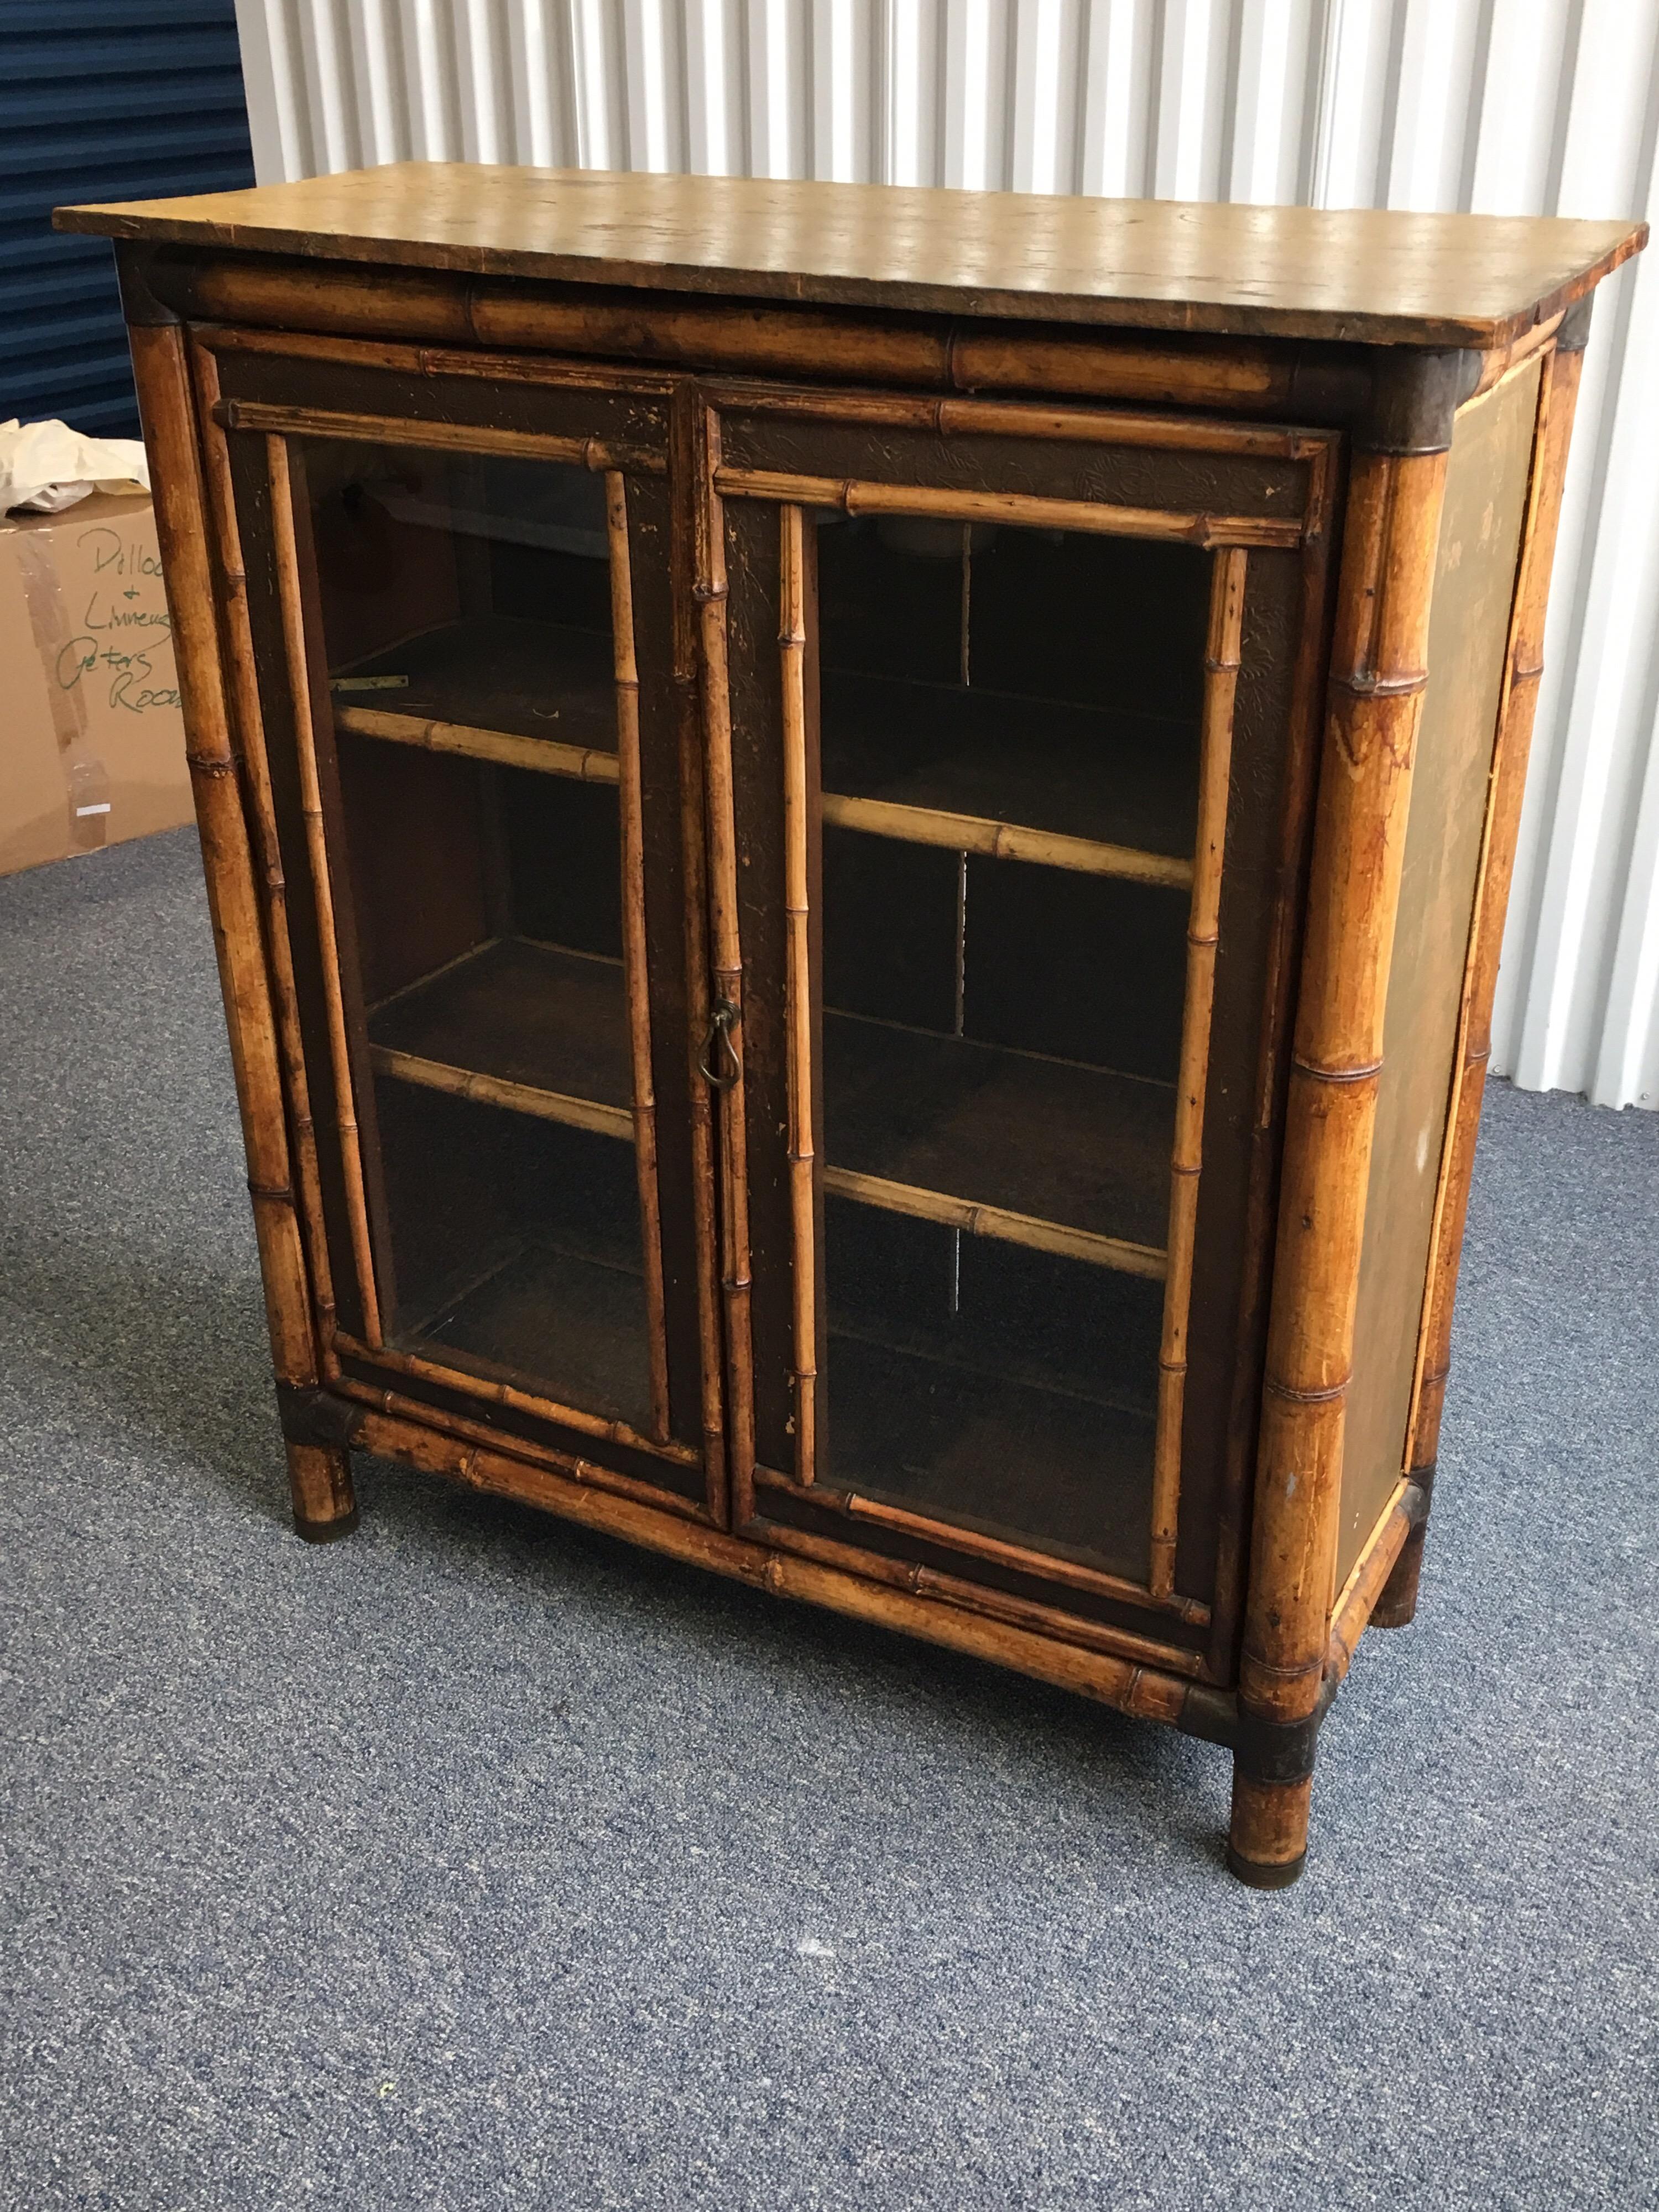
[1225,1843,1307,1890]
[294,1506,361,1545]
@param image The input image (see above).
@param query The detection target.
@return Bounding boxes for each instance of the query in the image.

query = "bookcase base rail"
[302,1396,1426,1881]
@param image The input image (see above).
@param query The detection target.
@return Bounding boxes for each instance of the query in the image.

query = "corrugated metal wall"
[2,1,255,437]
[232,0,1659,1108]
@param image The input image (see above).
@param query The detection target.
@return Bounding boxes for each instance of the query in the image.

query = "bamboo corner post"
[118,257,359,1546]
[1374,304,1591,1634]
[72,174,1642,1887]
[1228,347,1478,1888]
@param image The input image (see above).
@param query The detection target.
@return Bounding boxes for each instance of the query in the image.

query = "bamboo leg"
[1149,547,1246,1598]
[289,1443,359,1541]
[1378,333,1588,1630]
[1229,441,1452,1886]
[126,318,356,1541]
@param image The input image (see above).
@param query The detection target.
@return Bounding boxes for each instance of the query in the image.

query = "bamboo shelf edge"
[335,703,621,782]
[370,1044,1168,1279]
[824,1165,1167,1278]
[822,790,1193,888]
[338,708,1194,895]
[368,1044,633,1139]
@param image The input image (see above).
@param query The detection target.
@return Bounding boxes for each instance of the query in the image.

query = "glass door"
[215,353,713,1504]
[710,394,1331,1632]
[291,441,664,1430]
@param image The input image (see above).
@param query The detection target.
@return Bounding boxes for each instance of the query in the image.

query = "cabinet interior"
[808,515,1208,1575]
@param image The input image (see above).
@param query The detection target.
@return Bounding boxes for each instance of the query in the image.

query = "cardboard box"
[0,491,196,878]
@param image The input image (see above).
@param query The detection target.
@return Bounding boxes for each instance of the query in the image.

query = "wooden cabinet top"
[59,161,1645,351]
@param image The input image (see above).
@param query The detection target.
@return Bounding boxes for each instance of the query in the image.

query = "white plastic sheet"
[0,419,149,515]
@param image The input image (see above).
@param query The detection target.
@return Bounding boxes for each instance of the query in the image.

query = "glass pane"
[301,440,657,1432]
[815,515,1209,1579]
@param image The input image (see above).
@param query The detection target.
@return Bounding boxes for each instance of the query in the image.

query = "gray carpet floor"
[2,825,1655,2211]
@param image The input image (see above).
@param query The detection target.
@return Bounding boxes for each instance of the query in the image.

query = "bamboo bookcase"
[59,166,1643,1884]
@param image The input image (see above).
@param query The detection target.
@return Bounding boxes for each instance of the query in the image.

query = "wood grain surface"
[60,163,1644,346]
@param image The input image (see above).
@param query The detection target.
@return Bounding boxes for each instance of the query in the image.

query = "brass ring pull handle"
[697,999,742,1089]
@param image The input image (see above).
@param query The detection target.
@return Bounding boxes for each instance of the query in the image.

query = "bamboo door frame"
[190,331,721,1501]
[697,387,1337,1650]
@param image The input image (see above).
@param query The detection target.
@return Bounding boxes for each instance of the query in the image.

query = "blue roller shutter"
[1,0,256,438]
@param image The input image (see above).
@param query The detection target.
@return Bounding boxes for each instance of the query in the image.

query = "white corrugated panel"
[232,0,1659,1107]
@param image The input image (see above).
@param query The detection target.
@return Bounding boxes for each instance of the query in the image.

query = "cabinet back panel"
[335,737,488,1004]
[505,776,623,959]
[963,861,1187,1081]
[374,1079,653,1429]
[822,830,959,1032]
[826,1199,1159,1582]
[969,530,1208,722]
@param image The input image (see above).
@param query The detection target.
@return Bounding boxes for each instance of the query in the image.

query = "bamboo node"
[1240,1646,1327,1686]
[1331,667,1429,700]
[691,579,728,604]
[1290,1053,1384,1084]
[1262,1373,1350,1405]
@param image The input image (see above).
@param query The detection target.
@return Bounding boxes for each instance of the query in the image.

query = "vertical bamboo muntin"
[1232,443,1451,1881]
[696,406,757,1514]
[1149,545,1246,1599]
[606,469,673,1445]
[265,432,383,1345]
[779,504,818,1484]
[189,335,340,1359]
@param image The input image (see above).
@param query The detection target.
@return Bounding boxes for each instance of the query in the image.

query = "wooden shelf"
[820,667,1199,878]
[333,621,1196,894]
[822,1330,1154,1581]
[339,612,617,752]
[405,1235,651,1428]
[823,1011,1173,1264]
[366,940,1173,1274]
[368,937,632,1132]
